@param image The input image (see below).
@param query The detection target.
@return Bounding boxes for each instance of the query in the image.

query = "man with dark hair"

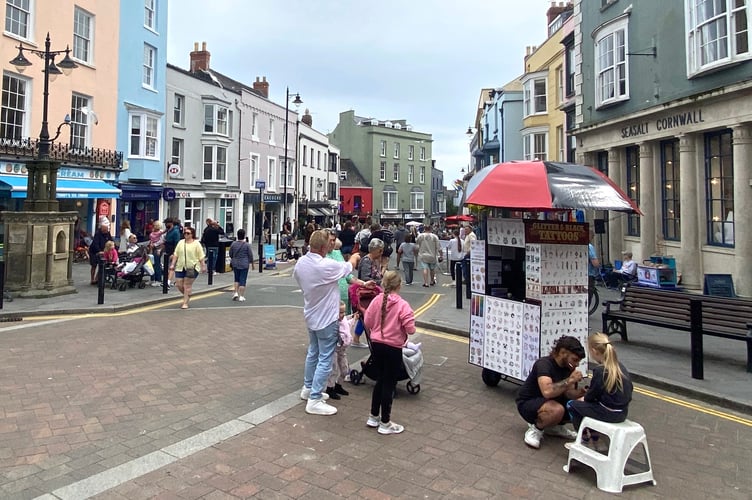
[516,335,586,449]
[201,219,221,274]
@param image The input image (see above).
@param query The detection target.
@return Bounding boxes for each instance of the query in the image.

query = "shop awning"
[0,175,121,199]
[307,208,324,216]
[318,207,333,216]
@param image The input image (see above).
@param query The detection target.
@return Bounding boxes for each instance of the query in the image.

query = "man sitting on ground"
[516,335,586,449]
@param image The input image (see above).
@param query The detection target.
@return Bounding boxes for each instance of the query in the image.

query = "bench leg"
[605,320,628,342]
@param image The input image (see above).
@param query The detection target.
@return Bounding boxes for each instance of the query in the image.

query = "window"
[705,129,734,246]
[171,138,183,169]
[594,17,628,106]
[251,112,258,139]
[143,44,155,88]
[173,94,184,126]
[556,126,564,161]
[70,94,89,150]
[280,158,293,187]
[380,140,386,157]
[522,131,548,160]
[73,7,93,63]
[6,0,30,39]
[419,166,425,183]
[408,145,414,160]
[523,74,547,116]
[268,118,274,144]
[249,154,259,187]
[1,72,27,140]
[268,157,276,189]
[660,140,681,241]
[144,0,155,30]
[202,145,227,182]
[565,44,575,97]
[302,145,307,165]
[129,113,159,158]
[556,65,564,104]
[420,146,426,161]
[219,199,233,233]
[410,191,424,211]
[310,148,314,167]
[393,142,400,159]
[687,0,750,76]
[354,195,363,212]
[626,145,640,236]
[408,164,414,183]
[393,163,400,182]
[383,190,397,211]
[379,161,386,181]
[317,150,321,170]
[184,199,201,230]
[204,104,231,136]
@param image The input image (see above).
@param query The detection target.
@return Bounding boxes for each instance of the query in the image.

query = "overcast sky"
[167,0,556,187]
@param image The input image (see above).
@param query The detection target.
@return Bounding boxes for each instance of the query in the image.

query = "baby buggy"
[347,283,423,394]
[113,245,149,291]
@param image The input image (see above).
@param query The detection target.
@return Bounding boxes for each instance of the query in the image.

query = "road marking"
[413,294,441,317]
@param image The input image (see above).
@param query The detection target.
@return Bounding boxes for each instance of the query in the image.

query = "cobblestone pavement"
[0,305,750,499]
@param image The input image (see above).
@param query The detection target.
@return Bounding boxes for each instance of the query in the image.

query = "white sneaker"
[232,293,239,301]
[238,296,246,302]
[305,398,337,415]
[544,424,577,440]
[150,281,160,287]
[524,424,544,449]
[366,415,380,428]
[299,387,329,401]
[377,421,404,435]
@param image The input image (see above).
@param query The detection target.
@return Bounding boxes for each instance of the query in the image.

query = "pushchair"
[347,283,423,395]
[113,244,149,291]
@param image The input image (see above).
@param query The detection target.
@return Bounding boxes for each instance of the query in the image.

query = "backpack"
[358,231,372,253]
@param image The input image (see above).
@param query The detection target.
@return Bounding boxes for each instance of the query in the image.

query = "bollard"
[465,259,471,299]
[258,237,263,274]
[0,261,4,310]
[97,258,105,305]
[455,261,463,309]
[163,253,170,294]
[690,299,704,380]
[207,248,214,286]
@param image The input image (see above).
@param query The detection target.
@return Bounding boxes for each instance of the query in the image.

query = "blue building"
[115,0,168,238]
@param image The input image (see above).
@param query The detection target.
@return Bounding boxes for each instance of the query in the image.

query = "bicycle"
[588,276,600,316]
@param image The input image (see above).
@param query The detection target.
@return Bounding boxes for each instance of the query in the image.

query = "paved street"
[0,261,750,498]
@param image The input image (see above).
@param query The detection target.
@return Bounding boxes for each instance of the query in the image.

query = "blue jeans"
[207,247,218,273]
[303,320,339,400]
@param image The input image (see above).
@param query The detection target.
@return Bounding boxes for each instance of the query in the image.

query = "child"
[102,240,119,266]
[566,332,633,448]
[326,302,357,400]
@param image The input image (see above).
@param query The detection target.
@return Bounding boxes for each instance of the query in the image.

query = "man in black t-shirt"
[516,336,586,449]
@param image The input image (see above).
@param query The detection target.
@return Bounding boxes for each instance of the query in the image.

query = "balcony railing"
[0,137,124,170]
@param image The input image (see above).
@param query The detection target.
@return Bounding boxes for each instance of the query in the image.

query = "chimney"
[189,41,210,72]
[301,108,312,127]
[253,76,270,98]
[547,2,572,26]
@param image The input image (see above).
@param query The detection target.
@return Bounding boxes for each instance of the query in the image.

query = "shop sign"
[163,188,176,201]
[220,192,239,199]
[167,163,181,178]
[175,191,205,199]
[525,221,588,244]
[620,108,705,139]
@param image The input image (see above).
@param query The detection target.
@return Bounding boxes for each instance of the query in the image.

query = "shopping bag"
[143,259,155,276]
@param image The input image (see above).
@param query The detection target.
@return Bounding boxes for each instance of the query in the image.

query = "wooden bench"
[602,286,752,375]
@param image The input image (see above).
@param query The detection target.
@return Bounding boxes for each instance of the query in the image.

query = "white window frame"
[410,192,425,212]
[393,163,400,182]
[202,145,227,182]
[393,141,400,159]
[419,166,426,184]
[379,161,386,181]
[593,16,629,107]
[184,199,201,230]
[408,164,414,184]
[556,125,565,161]
[556,65,564,104]
[5,0,32,40]
[171,138,183,171]
[522,128,548,160]
[522,72,548,117]
[173,93,184,126]
[380,140,386,157]
[1,71,29,140]
[280,158,294,188]
[249,153,259,189]
[204,103,231,136]
[383,191,397,211]
[219,198,233,232]
[70,93,90,150]
[317,150,321,170]
[144,0,156,30]
[420,146,426,161]
[268,157,276,190]
[686,0,751,77]
[251,112,258,140]
[408,144,414,160]
[302,144,307,165]
[73,6,93,64]
[143,43,155,89]
[128,112,160,159]
[268,118,275,145]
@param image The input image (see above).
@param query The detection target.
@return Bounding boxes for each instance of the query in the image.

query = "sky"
[167,0,557,188]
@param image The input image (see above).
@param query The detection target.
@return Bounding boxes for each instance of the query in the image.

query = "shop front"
[118,184,164,240]
[244,192,293,242]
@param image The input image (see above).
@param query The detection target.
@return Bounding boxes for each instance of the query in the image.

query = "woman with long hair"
[363,270,416,435]
[169,227,206,309]
[566,333,633,440]
[448,229,465,284]
[119,220,132,253]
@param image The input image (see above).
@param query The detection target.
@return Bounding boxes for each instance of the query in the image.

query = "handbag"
[182,241,198,279]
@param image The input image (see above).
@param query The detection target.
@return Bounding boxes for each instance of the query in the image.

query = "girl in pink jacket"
[363,270,416,435]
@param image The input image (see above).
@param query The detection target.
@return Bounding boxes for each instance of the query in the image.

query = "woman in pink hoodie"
[363,270,416,435]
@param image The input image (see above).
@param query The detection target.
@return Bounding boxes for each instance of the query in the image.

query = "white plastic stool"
[563,417,656,493]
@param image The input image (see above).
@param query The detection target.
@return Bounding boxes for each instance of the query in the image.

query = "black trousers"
[567,400,627,431]
[370,341,403,424]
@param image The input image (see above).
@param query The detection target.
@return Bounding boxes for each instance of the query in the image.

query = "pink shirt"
[363,292,416,348]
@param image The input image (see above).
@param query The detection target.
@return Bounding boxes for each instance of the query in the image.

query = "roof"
[339,159,371,188]
[166,63,263,98]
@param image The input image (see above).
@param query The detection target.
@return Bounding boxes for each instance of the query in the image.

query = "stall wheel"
[138,281,147,289]
[482,368,502,387]
[406,381,420,394]
[118,283,127,292]
[349,369,361,385]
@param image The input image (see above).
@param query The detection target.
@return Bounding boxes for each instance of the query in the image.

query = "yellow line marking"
[413,294,441,317]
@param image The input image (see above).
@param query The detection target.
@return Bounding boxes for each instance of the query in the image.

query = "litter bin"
[216,237,234,273]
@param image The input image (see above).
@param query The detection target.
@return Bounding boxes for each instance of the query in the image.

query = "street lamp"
[10,33,78,160]
[283,88,302,232]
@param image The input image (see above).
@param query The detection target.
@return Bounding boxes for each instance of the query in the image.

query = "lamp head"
[466,126,473,136]
[46,58,63,82]
[292,93,302,105]
[64,114,71,124]
[9,46,32,73]
[57,47,78,76]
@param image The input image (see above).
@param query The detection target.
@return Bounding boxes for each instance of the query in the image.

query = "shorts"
[233,267,249,286]
[174,270,195,279]
[516,397,570,424]
[418,261,437,270]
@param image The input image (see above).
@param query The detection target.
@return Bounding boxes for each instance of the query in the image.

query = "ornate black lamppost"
[282,88,302,231]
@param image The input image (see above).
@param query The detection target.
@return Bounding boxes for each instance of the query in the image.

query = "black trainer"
[334,383,349,396]
[325,387,341,400]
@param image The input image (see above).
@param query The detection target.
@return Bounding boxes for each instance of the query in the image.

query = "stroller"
[347,283,423,395]
[113,244,149,291]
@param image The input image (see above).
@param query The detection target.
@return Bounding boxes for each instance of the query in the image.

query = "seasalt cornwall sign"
[620,109,705,139]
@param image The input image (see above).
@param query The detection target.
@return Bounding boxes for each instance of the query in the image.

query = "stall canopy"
[0,174,121,199]
[445,214,475,223]
[307,208,324,216]
[465,161,641,213]
[318,207,333,217]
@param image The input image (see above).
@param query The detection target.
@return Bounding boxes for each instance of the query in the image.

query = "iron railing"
[0,137,123,170]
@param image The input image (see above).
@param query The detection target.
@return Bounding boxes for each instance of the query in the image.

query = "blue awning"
[0,174,120,199]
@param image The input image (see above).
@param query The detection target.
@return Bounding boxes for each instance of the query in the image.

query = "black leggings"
[370,341,403,424]
[567,400,627,431]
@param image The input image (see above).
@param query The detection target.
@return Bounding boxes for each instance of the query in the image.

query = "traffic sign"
[255,179,266,190]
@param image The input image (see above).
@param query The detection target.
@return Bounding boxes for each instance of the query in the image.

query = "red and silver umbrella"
[464,161,641,213]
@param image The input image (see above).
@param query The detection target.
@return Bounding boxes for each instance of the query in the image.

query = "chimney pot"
[189,42,210,72]
[253,76,270,98]
[202,41,207,51]
[193,42,198,51]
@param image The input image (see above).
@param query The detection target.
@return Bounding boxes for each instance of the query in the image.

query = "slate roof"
[339,159,370,188]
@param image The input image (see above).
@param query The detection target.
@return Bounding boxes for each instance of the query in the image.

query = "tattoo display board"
[468,218,589,381]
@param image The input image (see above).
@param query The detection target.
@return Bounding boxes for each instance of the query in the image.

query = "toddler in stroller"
[347,275,423,396]
[114,243,149,291]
